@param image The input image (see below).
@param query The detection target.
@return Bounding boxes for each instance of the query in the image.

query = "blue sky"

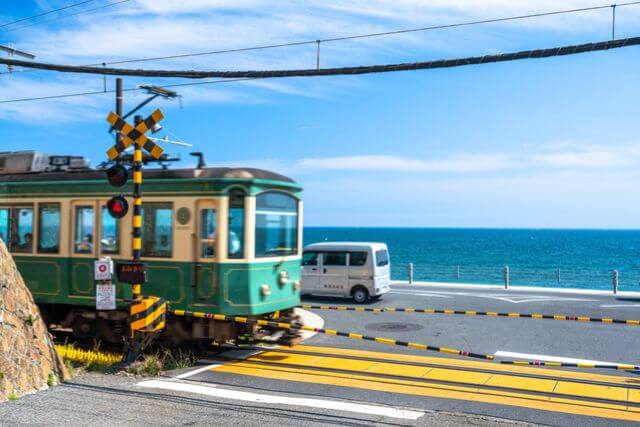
[1,1,640,228]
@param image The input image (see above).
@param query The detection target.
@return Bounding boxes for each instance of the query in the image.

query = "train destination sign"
[116,262,147,285]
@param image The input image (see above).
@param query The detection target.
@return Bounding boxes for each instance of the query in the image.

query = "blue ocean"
[303,228,640,292]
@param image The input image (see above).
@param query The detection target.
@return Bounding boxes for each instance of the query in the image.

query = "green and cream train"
[0,151,303,344]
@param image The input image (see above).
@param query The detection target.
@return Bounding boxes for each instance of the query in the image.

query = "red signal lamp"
[106,164,128,187]
[107,195,129,219]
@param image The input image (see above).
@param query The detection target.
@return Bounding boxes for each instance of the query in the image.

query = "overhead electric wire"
[1,0,131,33]
[2,0,639,75]
[0,36,638,81]
[0,78,253,104]
[0,0,98,29]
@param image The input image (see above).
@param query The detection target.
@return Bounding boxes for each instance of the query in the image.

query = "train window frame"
[100,205,120,255]
[0,205,34,253]
[38,203,61,254]
[199,208,217,259]
[254,191,299,258]
[141,202,174,258]
[74,205,95,255]
[227,189,245,259]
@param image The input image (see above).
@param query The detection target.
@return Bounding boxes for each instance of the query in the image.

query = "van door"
[301,251,321,294]
[374,247,391,291]
[348,250,372,292]
[320,251,348,295]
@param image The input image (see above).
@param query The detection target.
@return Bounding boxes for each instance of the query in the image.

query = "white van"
[301,242,391,303]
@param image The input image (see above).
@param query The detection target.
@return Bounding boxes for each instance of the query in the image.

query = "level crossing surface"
[4,282,640,425]
[161,283,640,425]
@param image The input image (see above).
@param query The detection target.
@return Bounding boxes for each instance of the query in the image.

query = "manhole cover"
[365,322,424,332]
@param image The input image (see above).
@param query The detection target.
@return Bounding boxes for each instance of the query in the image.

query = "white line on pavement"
[174,363,221,379]
[494,351,628,367]
[137,379,425,420]
[600,304,640,308]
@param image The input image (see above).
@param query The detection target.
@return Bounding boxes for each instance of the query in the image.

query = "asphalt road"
[3,282,640,426]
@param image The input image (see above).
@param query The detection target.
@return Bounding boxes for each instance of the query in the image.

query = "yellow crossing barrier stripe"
[131,296,166,332]
[169,309,639,371]
[300,304,640,326]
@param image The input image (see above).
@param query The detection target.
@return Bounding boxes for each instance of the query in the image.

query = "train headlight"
[279,271,289,286]
[261,284,271,296]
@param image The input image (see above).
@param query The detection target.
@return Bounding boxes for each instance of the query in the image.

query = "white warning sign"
[94,259,113,281]
[96,284,116,310]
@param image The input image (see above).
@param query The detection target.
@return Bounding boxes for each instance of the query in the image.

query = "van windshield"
[375,249,389,267]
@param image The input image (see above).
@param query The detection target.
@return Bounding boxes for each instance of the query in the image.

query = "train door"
[69,200,97,298]
[194,200,218,304]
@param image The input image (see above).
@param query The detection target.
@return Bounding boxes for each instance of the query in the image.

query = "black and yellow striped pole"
[131,118,143,304]
[105,107,167,361]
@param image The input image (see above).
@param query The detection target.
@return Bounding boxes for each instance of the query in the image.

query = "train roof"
[0,167,296,184]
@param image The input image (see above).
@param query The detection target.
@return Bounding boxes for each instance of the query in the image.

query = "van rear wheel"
[352,287,369,304]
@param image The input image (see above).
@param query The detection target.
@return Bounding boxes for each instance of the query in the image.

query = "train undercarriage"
[39,303,303,348]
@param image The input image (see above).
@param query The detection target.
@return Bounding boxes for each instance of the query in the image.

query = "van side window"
[38,204,60,253]
[375,249,389,266]
[349,251,367,266]
[323,252,347,266]
[302,251,318,266]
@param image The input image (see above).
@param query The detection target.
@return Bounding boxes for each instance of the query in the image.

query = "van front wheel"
[351,287,369,304]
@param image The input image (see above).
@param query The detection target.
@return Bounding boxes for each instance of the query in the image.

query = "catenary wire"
[2,0,639,75]
[0,36,638,80]
[1,0,131,33]
[0,0,98,29]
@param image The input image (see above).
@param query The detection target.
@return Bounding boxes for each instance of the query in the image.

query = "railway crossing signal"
[104,107,167,350]
[105,109,165,161]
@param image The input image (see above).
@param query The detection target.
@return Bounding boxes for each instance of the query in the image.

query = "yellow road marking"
[292,345,637,386]
[213,360,640,422]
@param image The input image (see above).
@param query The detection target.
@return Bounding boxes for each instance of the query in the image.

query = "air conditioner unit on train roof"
[0,151,90,174]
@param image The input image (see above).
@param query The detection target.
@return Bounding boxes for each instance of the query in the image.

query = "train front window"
[141,203,173,258]
[255,192,298,257]
[38,204,60,253]
[101,206,119,254]
[200,209,217,258]
[228,190,245,259]
[75,206,94,254]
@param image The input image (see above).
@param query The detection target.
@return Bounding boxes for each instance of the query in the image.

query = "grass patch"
[47,372,56,387]
[126,349,197,377]
[8,394,19,401]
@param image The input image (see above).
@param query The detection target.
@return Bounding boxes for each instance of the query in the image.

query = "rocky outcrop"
[0,239,67,401]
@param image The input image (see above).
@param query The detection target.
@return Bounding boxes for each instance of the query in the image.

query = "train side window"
[101,206,119,254]
[8,207,34,253]
[0,208,8,246]
[74,206,94,254]
[38,204,60,253]
[200,209,216,258]
[228,190,245,259]
[141,203,173,258]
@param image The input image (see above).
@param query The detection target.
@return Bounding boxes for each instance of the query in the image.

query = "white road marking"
[392,289,595,304]
[174,363,222,379]
[600,304,640,308]
[494,351,628,367]
[389,290,452,298]
[137,379,424,420]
